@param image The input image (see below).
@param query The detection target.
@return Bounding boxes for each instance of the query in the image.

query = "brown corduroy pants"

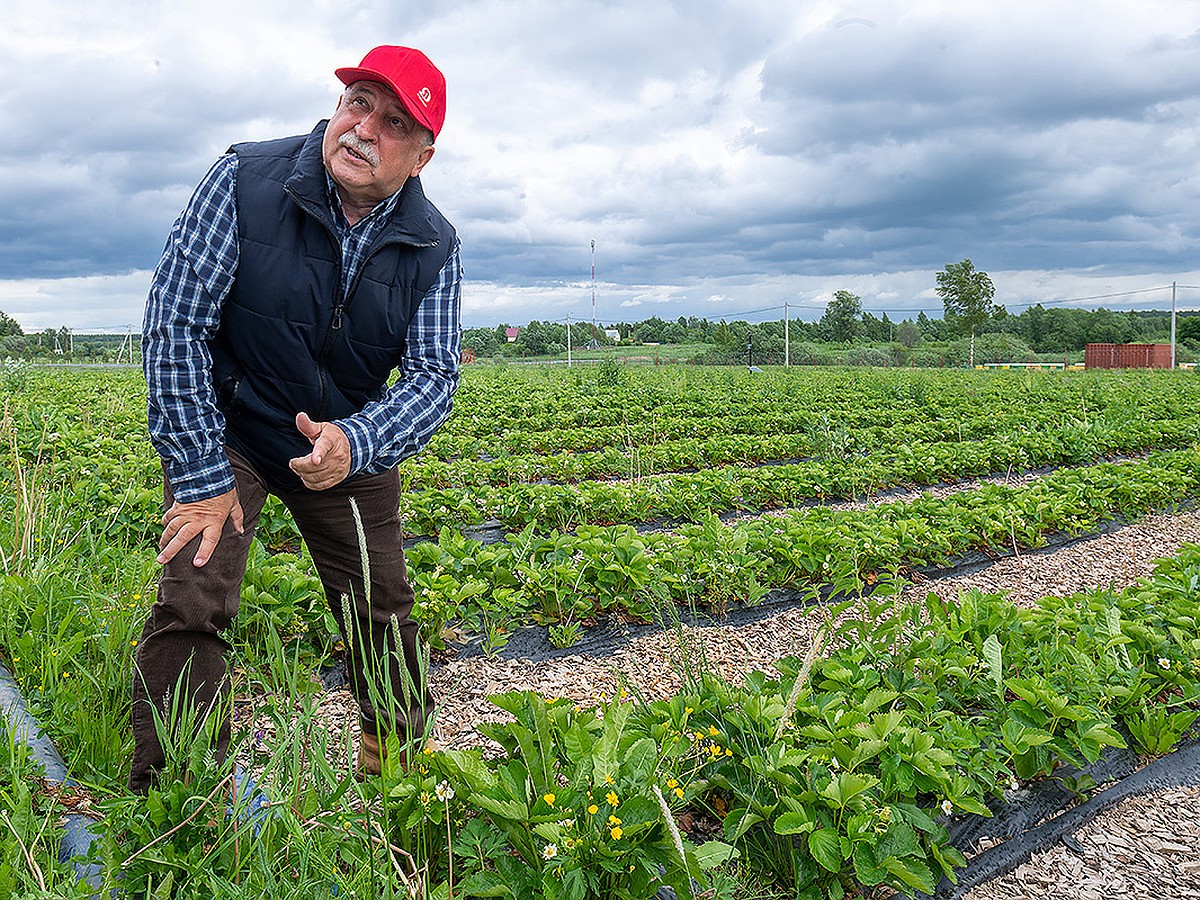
[128,447,428,794]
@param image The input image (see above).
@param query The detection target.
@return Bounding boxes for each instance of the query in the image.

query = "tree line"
[464,260,1198,363]
[0,311,135,362]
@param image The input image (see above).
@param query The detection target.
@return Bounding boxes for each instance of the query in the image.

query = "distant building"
[604,329,621,343]
[505,327,519,343]
[1084,343,1172,369]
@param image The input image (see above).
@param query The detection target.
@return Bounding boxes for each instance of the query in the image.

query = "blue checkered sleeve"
[335,239,463,473]
[142,154,240,503]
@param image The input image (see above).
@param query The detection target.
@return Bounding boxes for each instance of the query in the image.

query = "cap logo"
[417,86,432,105]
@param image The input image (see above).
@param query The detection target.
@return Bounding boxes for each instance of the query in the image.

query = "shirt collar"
[325,172,405,235]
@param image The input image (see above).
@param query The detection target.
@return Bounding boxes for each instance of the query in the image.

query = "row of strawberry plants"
[395,421,1198,538]
[406,449,1200,649]
[405,400,1200,490]
[9,366,1194,474]
[424,365,1198,455]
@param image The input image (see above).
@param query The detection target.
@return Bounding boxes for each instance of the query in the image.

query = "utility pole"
[1171,281,1178,368]
[590,239,597,344]
[784,302,790,368]
[567,314,572,367]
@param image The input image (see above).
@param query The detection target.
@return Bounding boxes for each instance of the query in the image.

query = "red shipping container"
[1084,343,1172,369]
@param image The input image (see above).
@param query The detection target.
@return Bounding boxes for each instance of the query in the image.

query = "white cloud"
[4,0,1200,327]
[0,272,150,332]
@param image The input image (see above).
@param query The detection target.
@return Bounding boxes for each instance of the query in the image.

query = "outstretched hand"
[158,488,244,567]
[289,412,351,490]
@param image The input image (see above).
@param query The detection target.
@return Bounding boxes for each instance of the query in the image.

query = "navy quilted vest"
[209,121,455,488]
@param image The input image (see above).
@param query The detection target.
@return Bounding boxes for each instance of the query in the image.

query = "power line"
[707,304,787,319]
[1001,285,1174,309]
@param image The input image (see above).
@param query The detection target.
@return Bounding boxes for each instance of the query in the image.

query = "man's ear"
[409,145,435,178]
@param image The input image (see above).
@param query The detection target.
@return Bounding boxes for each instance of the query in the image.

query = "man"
[133,45,460,793]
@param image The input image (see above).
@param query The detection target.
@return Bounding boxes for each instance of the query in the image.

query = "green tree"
[1086,308,1133,345]
[635,316,667,343]
[713,319,735,346]
[463,326,500,355]
[516,320,550,356]
[936,259,1002,366]
[1177,314,1200,346]
[0,309,22,337]
[820,290,862,343]
[916,311,945,341]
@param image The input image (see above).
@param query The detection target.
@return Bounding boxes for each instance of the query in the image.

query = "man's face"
[322,81,435,209]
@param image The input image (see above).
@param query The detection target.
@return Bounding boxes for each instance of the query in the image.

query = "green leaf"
[149,872,175,900]
[1004,677,1043,705]
[773,809,817,836]
[852,842,888,884]
[723,807,764,843]
[561,721,596,774]
[848,738,888,768]
[694,841,739,869]
[808,827,844,873]
[469,791,528,821]
[796,724,836,741]
[859,688,901,716]
[623,737,657,784]
[883,855,937,893]
[405,805,428,830]
[1001,718,1053,752]
[930,841,965,881]
[982,633,1003,696]
[948,794,991,817]
[880,753,915,794]
[559,866,589,900]
[856,708,906,740]
[893,801,938,834]
[820,772,879,810]
[438,748,497,793]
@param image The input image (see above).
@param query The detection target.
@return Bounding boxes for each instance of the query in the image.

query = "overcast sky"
[5,0,1200,332]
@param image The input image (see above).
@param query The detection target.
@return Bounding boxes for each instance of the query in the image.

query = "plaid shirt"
[143,152,462,504]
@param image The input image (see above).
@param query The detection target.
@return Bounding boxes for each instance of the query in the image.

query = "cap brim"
[334,66,436,135]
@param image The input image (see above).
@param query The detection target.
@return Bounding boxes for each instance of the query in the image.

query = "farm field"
[1,362,1199,899]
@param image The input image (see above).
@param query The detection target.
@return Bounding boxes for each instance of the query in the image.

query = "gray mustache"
[338,132,379,166]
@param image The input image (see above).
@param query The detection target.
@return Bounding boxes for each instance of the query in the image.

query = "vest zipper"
[289,175,440,421]
[315,244,344,421]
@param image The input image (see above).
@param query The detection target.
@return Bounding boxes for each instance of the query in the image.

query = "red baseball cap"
[335,46,446,139]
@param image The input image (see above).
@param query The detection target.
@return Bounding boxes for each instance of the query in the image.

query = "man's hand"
[289,412,351,490]
[158,488,244,567]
